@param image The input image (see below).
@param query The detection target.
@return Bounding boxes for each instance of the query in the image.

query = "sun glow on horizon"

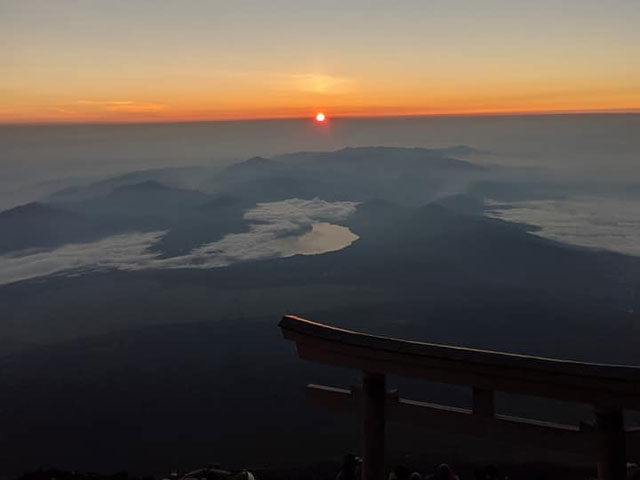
[2,1,640,124]
[315,112,326,122]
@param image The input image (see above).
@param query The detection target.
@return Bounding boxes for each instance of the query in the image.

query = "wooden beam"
[473,387,495,417]
[281,315,640,409]
[361,373,386,480]
[282,315,640,476]
[306,384,605,456]
[595,406,626,480]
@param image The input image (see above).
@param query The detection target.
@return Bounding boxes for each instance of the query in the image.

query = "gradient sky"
[2,0,640,123]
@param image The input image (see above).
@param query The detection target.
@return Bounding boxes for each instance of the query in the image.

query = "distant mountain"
[42,147,493,216]
[113,179,172,192]
[274,146,484,171]
[150,193,250,257]
[204,156,306,196]
[2,181,250,256]
[197,194,244,209]
[217,155,284,176]
[203,154,346,202]
[207,156,298,186]
[432,193,485,216]
[0,202,100,253]
[60,182,252,256]
[45,184,102,204]
[45,165,220,204]
[61,181,212,222]
[432,145,491,157]
[1,146,628,262]
[201,147,488,205]
[271,147,487,204]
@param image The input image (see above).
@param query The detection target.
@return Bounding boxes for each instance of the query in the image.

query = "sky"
[2,0,640,123]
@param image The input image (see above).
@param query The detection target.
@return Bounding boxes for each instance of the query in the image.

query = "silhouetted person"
[427,464,459,480]
[179,467,254,480]
[389,465,410,480]
[337,454,362,480]
[474,465,499,480]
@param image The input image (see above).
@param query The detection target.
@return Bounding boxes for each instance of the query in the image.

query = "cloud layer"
[487,196,640,256]
[0,198,359,285]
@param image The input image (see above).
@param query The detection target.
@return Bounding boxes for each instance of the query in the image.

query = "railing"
[279,314,640,480]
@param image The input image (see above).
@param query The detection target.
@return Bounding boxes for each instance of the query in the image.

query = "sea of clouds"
[0,198,359,285]
[487,196,640,256]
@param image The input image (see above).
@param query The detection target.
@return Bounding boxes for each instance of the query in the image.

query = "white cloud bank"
[0,198,359,285]
[487,196,640,256]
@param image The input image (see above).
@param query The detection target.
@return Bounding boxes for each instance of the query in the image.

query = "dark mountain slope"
[2,183,251,257]
[2,200,638,356]
[56,181,248,252]
[0,318,357,476]
[149,194,251,257]
[1,305,638,477]
[0,203,102,253]
[2,198,639,474]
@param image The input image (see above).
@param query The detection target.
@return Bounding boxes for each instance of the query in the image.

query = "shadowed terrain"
[1,147,640,475]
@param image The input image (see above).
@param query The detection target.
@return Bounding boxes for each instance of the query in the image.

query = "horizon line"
[1,107,639,127]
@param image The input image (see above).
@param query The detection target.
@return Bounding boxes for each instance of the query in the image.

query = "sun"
[315,112,326,122]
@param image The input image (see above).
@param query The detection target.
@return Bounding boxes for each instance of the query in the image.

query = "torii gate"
[279,315,640,480]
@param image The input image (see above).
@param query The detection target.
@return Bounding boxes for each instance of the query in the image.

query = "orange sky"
[2,1,640,124]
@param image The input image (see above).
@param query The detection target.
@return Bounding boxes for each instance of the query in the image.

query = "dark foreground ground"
[3,314,639,478]
[3,171,640,476]
[15,459,599,480]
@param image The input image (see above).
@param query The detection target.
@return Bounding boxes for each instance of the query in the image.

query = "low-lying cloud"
[487,196,640,256]
[73,100,166,113]
[0,198,359,285]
